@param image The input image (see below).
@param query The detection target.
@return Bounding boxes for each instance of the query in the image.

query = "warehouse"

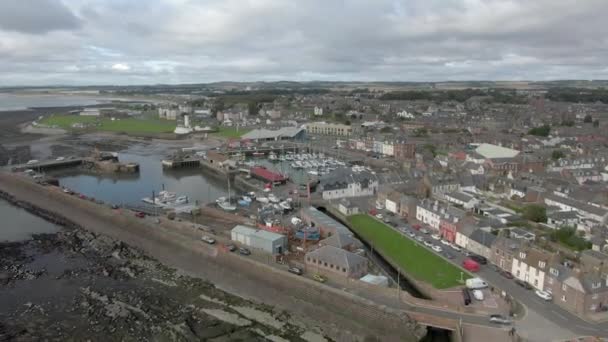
[230,225,287,254]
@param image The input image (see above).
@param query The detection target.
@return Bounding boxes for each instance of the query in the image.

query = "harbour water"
[50,153,228,206]
[0,93,106,111]
[0,199,60,242]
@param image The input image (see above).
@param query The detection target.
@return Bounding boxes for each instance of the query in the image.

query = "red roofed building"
[250,166,288,185]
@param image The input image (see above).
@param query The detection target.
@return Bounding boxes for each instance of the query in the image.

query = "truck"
[465,277,488,290]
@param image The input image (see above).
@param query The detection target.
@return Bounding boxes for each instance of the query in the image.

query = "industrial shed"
[230,225,287,254]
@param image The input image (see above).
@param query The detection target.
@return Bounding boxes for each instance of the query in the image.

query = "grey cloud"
[1,0,608,85]
[0,0,81,34]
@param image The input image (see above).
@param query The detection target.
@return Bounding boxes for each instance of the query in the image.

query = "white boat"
[242,196,252,203]
[291,217,302,225]
[216,196,227,204]
[268,194,280,203]
[269,152,278,161]
[279,201,291,211]
[257,196,270,204]
[174,195,189,205]
[308,170,319,176]
[218,200,237,211]
[158,190,176,201]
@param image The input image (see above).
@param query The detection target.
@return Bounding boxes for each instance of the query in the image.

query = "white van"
[465,277,489,289]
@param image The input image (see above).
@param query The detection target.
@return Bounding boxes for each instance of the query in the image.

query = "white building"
[320,168,378,200]
[444,191,479,210]
[511,249,550,291]
[397,110,414,119]
[314,106,324,116]
[415,201,442,230]
[544,194,608,224]
[231,225,287,254]
[474,143,520,159]
[382,141,394,157]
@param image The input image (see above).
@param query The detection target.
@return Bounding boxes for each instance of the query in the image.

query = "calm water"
[51,153,228,206]
[0,93,107,111]
[0,199,60,242]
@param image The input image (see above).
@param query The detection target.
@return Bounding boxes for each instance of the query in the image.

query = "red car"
[462,258,480,272]
[135,212,145,218]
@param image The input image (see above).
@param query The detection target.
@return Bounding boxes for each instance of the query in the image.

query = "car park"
[432,245,443,253]
[431,234,441,240]
[201,236,216,244]
[238,247,251,255]
[288,267,303,275]
[515,279,533,290]
[535,290,553,301]
[489,314,511,325]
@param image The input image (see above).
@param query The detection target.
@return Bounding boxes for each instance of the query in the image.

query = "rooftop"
[474,143,520,159]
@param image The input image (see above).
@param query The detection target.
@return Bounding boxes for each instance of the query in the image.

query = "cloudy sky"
[0,0,607,86]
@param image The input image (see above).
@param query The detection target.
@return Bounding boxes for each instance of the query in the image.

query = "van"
[472,289,484,301]
[462,288,471,306]
[465,277,489,290]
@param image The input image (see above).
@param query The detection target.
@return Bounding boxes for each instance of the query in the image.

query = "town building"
[307,122,352,136]
[511,247,552,290]
[240,127,306,142]
[305,245,368,278]
[319,168,378,200]
[466,229,497,260]
[230,225,287,254]
[337,199,359,216]
[300,207,351,237]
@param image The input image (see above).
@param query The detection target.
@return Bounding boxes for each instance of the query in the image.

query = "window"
[562,284,567,291]
[561,295,567,302]
[342,267,346,273]
[324,262,328,267]
[550,268,559,276]
[539,261,546,269]
[519,252,526,259]
[534,279,538,286]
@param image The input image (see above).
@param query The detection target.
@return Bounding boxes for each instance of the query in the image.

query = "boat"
[215,196,227,204]
[237,199,250,206]
[308,170,319,176]
[279,201,291,211]
[291,217,302,225]
[252,151,265,157]
[257,196,270,204]
[247,191,257,200]
[268,194,280,203]
[269,152,278,161]
[218,200,237,211]
[242,196,252,203]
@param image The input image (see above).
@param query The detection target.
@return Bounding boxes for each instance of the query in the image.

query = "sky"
[0,0,607,86]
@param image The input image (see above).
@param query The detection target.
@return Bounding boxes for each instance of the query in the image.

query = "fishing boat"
[218,200,237,211]
[268,193,280,203]
[257,196,269,204]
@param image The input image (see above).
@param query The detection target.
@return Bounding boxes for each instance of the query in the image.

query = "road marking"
[551,310,567,320]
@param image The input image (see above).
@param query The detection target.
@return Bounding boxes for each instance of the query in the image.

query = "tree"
[522,204,547,223]
[551,150,565,160]
[593,120,600,128]
[528,125,551,137]
[423,144,437,157]
[584,114,593,123]
[413,127,428,137]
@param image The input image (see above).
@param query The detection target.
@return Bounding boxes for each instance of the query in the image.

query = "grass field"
[40,115,176,134]
[347,214,471,289]
[212,126,251,138]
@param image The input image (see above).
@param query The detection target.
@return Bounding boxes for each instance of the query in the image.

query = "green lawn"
[212,126,251,138]
[40,115,176,134]
[347,214,471,289]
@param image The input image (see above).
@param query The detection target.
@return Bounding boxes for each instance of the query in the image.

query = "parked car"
[415,236,424,242]
[407,231,416,238]
[431,234,441,240]
[489,314,511,325]
[226,244,237,252]
[472,289,484,301]
[288,267,303,275]
[465,277,488,289]
[535,290,553,301]
[449,243,461,252]
[440,239,450,246]
[444,252,454,259]
[135,211,145,218]
[375,214,384,220]
[469,254,488,265]
[312,274,327,283]
[201,236,216,245]
[423,241,433,247]
[462,288,472,306]
[432,245,443,253]
[420,228,430,234]
[515,279,534,290]
[238,247,251,256]
[500,270,514,279]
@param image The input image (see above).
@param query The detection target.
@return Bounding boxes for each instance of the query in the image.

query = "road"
[375,212,608,340]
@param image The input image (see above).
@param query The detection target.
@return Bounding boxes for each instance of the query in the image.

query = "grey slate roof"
[306,245,367,271]
[320,168,376,192]
[241,127,304,140]
[319,232,362,249]
[469,229,497,248]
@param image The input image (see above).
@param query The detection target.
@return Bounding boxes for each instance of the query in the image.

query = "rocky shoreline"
[0,194,329,341]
